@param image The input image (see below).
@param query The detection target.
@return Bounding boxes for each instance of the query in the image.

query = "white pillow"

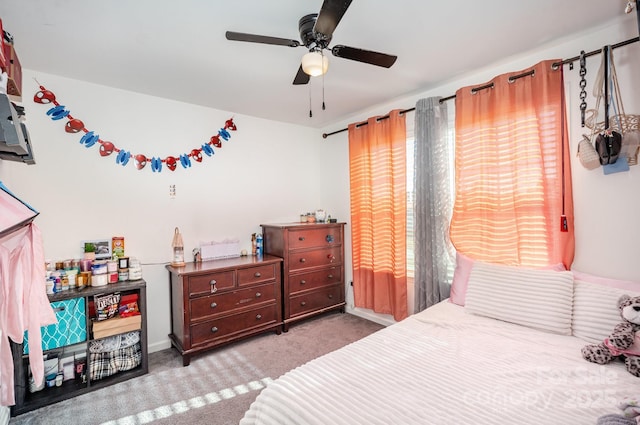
[465,261,574,335]
[571,280,640,344]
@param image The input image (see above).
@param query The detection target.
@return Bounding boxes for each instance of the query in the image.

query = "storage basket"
[23,297,87,354]
[89,342,142,381]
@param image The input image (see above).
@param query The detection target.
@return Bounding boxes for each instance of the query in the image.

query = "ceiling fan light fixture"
[301,51,329,76]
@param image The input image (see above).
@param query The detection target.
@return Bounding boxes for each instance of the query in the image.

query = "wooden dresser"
[261,222,346,331]
[166,255,282,366]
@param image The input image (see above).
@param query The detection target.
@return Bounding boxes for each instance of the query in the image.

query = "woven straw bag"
[577,135,601,170]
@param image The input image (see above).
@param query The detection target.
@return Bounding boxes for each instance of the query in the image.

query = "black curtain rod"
[322,35,640,139]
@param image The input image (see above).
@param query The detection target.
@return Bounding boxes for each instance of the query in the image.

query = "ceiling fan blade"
[331,45,397,68]
[225,31,301,48]
[313,0,353,37]
[293,65,310,85]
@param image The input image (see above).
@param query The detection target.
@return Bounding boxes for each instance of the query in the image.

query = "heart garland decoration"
[33,84,237,173]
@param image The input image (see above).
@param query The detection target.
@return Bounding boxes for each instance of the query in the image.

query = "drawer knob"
[300,301,306,306]
[327,274,334,279]
[210,302,218,309]
[300,258,306,263]
[298,236,305,241]
[300,280,306,285]
[328,294,333,299]
[327,254,335,262]
[211,327,218,333]
[255,292,262,298]
[256,314,262,320]
[326,235,334,243]
[210,280,217,293]
[254,272,262,278]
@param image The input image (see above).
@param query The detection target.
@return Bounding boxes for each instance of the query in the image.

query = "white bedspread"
[240,302,639,425]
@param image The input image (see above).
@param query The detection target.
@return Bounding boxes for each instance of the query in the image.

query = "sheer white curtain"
[413,97,455,312]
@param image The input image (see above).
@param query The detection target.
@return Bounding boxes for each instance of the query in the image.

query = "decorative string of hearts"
[33,84,237,172]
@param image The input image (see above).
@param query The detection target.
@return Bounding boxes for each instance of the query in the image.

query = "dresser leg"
[182,355,191,367]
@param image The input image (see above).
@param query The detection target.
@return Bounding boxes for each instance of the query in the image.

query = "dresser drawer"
[289,284,344,317]
[288,227,342,250]
[289,267,342,294]
[190,304,279,346]
[188,271,235,297]
[189,283,276,321]
[237,263,276,287]
[288,247,342,272]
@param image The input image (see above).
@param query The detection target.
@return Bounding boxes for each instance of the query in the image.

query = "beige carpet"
[10,311,384,425]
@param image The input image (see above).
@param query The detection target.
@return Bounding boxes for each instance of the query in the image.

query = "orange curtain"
[450,59,574,269]
[348,110,408,321]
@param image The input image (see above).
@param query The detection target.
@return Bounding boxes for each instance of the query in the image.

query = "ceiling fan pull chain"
[309,84,313,118]
[322,53,326,111]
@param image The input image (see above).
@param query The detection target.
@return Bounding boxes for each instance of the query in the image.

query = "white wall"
[2,14,639,341]
[323,15,640,325]
[0,72,339,352]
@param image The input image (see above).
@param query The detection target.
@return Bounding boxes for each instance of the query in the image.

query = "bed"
[240,262,640,425]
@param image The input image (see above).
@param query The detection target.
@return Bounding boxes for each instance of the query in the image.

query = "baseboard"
[148,339,172,354]
[345,306,395,327]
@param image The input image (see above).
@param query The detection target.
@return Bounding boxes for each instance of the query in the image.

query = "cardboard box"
[3,43,21,97]
[92,315,141,339]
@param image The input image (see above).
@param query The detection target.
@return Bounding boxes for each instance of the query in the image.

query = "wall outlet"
[169,184,176,198]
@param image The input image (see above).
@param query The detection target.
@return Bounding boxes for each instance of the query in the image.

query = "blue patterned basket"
[23,297,87,354]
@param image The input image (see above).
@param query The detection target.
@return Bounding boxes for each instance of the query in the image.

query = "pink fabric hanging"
[0,223,56,406]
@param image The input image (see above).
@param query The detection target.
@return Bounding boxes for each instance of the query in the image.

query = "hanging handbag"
[577,134,601,170]
[608,54,640,166]
[586,46,637,170]
[595,130,622,165]
[621,129,640,165]
[579,77,606,170]
[575,50,601,170]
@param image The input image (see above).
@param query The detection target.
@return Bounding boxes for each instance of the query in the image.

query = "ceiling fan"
[225,0,398,85]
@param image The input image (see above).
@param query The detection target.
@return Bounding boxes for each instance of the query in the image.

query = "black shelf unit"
[10,279,148,416]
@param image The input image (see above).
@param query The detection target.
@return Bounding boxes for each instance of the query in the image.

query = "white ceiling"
[0,1,631,130]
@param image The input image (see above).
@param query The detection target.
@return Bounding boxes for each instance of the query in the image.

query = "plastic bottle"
[256,234,263,257]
